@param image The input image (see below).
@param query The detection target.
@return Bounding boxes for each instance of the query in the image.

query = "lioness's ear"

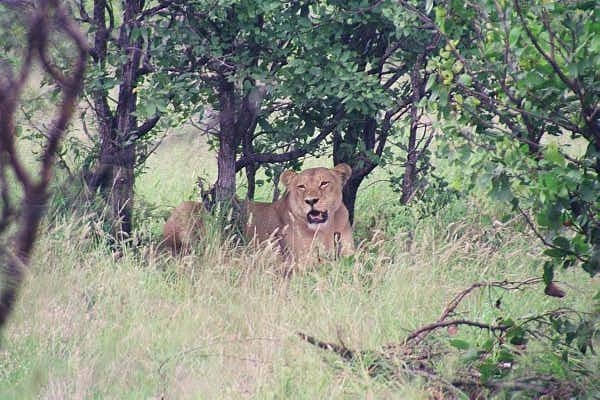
[280,170,297,188]
[333,163,352,185]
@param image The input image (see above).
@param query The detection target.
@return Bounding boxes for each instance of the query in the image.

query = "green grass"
[1,136,598,399]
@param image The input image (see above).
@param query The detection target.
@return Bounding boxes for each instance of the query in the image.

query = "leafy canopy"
[425,0,600,278]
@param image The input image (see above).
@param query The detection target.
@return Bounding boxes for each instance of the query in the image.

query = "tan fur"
[162,164,355,262]
[162,201,205,253]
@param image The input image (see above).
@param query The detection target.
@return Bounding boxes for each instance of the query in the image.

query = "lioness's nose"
[305,197,319,206]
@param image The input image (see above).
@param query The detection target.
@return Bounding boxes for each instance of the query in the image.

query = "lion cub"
[162,163,355,263]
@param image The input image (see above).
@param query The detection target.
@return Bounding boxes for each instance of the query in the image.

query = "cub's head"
[280,163,352,230]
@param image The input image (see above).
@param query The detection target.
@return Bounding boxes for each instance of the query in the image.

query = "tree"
[79,0,166,242]
[416,0,600,279]
[315,1,441,221]
[0,0,87,331]
[395,1,599,389]
[151,0,440,224]
[148,0,339,205]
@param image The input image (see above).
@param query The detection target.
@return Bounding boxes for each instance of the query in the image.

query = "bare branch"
[297,332,355,361]
[405,319,510,344]
[0,0,87,331]
[127,114,161,142]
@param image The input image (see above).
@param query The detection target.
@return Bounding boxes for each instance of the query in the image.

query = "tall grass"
[1,137,598,399]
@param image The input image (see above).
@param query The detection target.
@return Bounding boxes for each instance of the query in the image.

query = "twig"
[297,332,355,361]
[517,205,586,263]
[404,319,510,344]
[439,278,542,322]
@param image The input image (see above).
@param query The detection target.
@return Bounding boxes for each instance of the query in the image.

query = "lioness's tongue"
[308,210,326,223]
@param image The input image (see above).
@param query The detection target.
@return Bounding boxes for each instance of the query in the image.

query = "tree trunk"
[245,165,256,200]
[333,118,379,225]
[109,0,142,240]
[87,0,144,242]
[400,114,419,204]
[342,173,366,226]
[107,147,135,240]
[87,0,113,192]
[401,54,424,205]
[215,77,238,203]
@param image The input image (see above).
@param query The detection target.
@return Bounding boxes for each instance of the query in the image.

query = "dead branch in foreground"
[407,278,543,345]
[298,277,585,399]
[0,0,87,332]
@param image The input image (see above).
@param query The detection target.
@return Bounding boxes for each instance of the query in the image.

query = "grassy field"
[1,133,598,399]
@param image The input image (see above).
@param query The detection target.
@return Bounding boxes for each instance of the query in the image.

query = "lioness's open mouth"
[307,210,328,224]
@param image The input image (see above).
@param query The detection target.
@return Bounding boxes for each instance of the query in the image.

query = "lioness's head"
[280,163,352,230]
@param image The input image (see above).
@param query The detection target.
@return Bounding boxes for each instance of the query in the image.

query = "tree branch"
[0,0,87,331]
[517,205,587,263]
[404,319,510,344]
[126,114,160,142]
[513,0,580,97]
[407,278,544,345]
[296,332,355,361]
[235,107,344,171]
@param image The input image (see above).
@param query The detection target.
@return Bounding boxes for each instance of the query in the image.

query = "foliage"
[300,277,599,398]
[414,1,600,281]
[389,169,460,220]
[390,0,600,393]
[145,0,390,200]
[447,300,599,397]
[142,0,439,216]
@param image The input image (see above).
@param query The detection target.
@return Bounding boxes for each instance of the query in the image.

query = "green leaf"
[543,261,554,285]
[478,360,499,384]
[481,339,494,352]
[552,236,570,249]
[543,143,566,167]
[489,173,513,202]
[580,179,597,202]
[449,339,471,350]
[496,348,514,363]
[508,27,522,46]
[507,326,527,346]
[425,0,434,15]
[582,250,600,276]
[425,73,437,92]
[543,248,568,258]
[457,74,472,86]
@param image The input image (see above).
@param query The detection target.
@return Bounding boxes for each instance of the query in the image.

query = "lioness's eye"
[320,181,329,188]
[297,184,306,191]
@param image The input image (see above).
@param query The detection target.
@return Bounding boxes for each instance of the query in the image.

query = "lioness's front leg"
[334,228,355,258]
[341,233,355,257]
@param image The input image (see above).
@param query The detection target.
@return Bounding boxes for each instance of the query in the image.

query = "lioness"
[162,163,355,262]
[162,200,205,253]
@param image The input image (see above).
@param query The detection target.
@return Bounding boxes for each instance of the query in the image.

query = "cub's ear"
[280,170,297,188]
[333,163,352,185]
